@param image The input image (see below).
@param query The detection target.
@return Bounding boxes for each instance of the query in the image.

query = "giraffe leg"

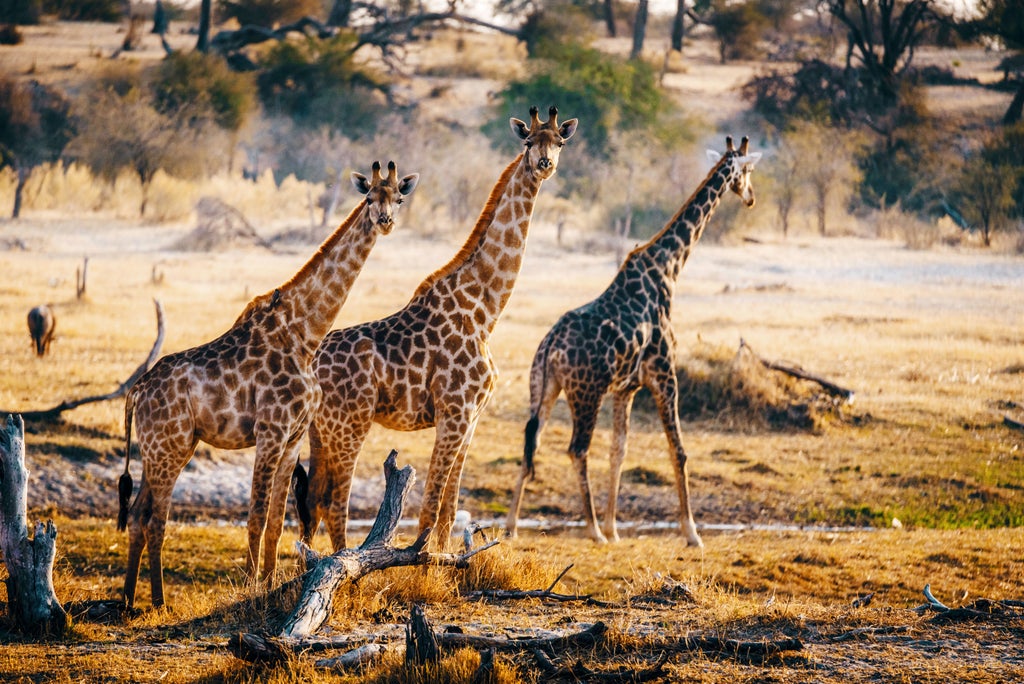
[649,376,703,548]
[247,424,290,583]
[506,367,561,538]
[314,403,374,552]
[123,479,152,609]
[418,409,475,551]
[603,390,636,543]
[145,494,174,608]
[261,434,305,584]
[567,394,606,543]
[436,415,482,547]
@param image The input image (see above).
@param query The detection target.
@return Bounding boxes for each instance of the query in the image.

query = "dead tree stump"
[0,414,68,635]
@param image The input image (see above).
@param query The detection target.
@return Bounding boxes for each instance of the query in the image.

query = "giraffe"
[117,161,418,609]
[506,136,761,545]
[298,106,578,551]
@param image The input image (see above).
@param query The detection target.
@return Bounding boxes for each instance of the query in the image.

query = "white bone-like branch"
[923,584,949,611]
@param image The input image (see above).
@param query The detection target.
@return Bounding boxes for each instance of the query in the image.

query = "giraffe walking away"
[506,136,762,546]
[118,161,418,609]
[299,106,578,551]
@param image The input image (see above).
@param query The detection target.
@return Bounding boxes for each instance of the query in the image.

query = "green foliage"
[0,0,40,23]
[708,0,768,63]
[218,0,322,28]
[257,32,391,137]
[152,51,256,132]
[493,40,669,157]
[40,0,121,21]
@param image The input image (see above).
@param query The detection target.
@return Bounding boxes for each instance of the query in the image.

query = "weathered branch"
[210,11,520,63]
[740,338,855,402]
[2,300,165,421]
[532,648,670,682]
[435,621,608,652]
[462,563,613,606]
[1003,414,1024,432]
[0,414,68,635]
[229,450,499,661]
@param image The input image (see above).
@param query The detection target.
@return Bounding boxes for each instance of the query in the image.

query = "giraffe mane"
[234,197,369,325]
[411,151,524,298]
[627,151,730,259]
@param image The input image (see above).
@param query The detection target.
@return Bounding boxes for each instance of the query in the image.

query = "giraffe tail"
[117,390,136,532]
[523,414,539,481]
[292,463,312,541]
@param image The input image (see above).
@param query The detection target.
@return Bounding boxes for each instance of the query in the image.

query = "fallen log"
[739,338,855,403]
[3,300,165,421]
[0,414,68,635]
[532,648,670,683]
[435,621,608,652]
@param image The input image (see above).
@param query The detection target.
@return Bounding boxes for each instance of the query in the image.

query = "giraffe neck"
[633,158,732,282]
[413,152,543,335]
[269,200,377,358]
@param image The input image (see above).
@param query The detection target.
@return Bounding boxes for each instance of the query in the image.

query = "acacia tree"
[0,76,72,218]
[823,0,937,107]
[71,84,215,216]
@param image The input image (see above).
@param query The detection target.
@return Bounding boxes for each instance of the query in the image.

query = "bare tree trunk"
[328,0,353,27]
[630,0,649,60]
[603,0,616,37]
[0,414,68,636]
[12,165,28,219]
[76,256,88,300]
[1004,81,1024,125]
[671,0,686,51]
[196,0,211,52]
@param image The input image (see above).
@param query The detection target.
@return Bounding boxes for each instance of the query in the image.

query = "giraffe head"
[707,136,762,207]
[351,160,419,234]
[510,105,578,181]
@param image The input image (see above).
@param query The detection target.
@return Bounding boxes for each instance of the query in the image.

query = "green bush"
[152,51,255,133]
[40,0,121,21]
[492,40,670,157]
[256,32,391,137]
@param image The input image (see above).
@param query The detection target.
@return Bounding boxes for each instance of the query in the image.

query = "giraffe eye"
[396,198,404,205]
[525,140,533,149]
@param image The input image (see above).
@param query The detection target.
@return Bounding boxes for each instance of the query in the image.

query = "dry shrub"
[635,339,846,432]
[456,543,558,593]
[145,170,199,222]
[172,197,272,251]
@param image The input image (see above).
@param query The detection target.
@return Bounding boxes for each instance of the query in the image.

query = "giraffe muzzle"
[537,157,552,170]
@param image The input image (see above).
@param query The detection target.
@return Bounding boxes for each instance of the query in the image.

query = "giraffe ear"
[351,172,371,194]
[706,150,722,163]
[510,117,530,140]
[559,118,578,141]
[398,173,419,196]
[739,152,762,167]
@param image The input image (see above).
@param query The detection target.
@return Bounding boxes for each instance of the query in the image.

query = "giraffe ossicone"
[298,106,578,552]
[506,136,761,547]
[117,160,417,610]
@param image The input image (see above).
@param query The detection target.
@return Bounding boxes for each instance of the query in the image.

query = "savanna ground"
[1,18,1024,684]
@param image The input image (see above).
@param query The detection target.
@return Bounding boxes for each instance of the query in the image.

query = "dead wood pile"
[171,197,273,252]
[636,339,857,432]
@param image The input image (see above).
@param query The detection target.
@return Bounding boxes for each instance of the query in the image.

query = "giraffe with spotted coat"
[118,161,418,609]
[506,136,762,546]
[298,107,578,551]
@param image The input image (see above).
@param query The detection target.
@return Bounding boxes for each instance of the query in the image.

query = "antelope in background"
[27,305,56,357]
